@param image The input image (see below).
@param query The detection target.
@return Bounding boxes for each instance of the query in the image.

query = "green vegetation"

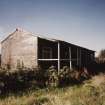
[0,73,105,105]
[0,65,89,94]
[98,49,105,60]
[0,59,105,105]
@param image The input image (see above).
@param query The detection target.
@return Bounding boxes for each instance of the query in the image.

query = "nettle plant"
[45,65,90,87]
[45,66,59,87]
[45,66,77,87]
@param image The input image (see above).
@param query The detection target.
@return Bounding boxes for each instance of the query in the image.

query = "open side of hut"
[1,28,95,71]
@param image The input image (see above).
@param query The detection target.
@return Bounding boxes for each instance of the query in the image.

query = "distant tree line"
[96,49,105,62]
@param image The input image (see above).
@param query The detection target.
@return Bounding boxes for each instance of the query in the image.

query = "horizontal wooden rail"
[38,59,80,61]
[38,59,58,61]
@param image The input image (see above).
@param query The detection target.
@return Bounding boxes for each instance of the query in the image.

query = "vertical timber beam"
[58,41,60,74]
[79,48,81,67]
[77,48,79,66]
[86,50,88,66]
[69,47,72,70]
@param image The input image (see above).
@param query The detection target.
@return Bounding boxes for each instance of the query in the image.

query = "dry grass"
[0,73,105,105]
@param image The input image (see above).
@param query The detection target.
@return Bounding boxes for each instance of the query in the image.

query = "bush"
[0,65,90,94]
[45,66,59,87]
[0,67,46,94]
[59,66,72,85]
[45,66,89,87]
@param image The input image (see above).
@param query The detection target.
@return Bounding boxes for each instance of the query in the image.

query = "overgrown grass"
[0,73,105,105]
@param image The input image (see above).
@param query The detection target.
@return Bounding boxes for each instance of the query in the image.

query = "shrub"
[59,66,71,85]
[45,66,59,87]
[0,65,90,94]
[0,67,46,94]
[45,66,88,87]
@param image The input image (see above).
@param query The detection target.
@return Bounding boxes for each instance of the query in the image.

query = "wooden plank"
[38,58,79,61]
[77,48,79,65]
[38,59,58,61]
[79,48,81,66]
[61,59,78,61]
[58,41,60,74]
[69,47,72,69]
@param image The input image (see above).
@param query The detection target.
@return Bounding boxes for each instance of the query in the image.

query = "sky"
[0,0,105,55]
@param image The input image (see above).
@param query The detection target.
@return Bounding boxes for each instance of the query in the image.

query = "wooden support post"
[58,41,60,74]
[79,49,81,67]
[77,48,79,66]
[69,47,72,70]
[86,50,88,66]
